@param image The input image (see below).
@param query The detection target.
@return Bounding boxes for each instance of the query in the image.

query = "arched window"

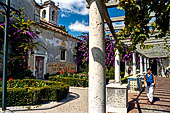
[42,10,46,18]
[52,10,55,21]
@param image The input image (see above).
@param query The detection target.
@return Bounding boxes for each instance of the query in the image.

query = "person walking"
[165,66,169,78]
[144,68,156,104]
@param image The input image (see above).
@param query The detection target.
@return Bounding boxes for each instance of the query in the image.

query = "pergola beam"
[108,16,125,22]
[106,13,155,23]
[105,0,119,8]
[103,4,118,41]
[86,0,118,41]
[105,25,124,31]
[105,23,154,31]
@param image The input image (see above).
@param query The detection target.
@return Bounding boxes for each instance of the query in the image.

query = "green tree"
[115,0,170,50]
[59,25,68,33]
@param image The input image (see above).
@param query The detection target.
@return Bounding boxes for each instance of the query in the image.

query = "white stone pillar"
[157,60,160,76]
[88,0,106,113]
[147,58,150,68]
[125,60,128,77]
[140,55,143,75]
[144,57,147,73]
[115,49,120,83]
[133,52,136,76]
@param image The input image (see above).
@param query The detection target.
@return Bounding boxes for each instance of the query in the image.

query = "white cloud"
[61,13,68,17]
[69,20,89,32]
[35,0,89,15]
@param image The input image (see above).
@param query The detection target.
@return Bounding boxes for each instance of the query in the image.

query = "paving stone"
[7,87,88,113]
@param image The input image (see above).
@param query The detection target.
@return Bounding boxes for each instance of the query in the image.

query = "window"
[42,10,46,18]
[61,49,66,61]
[52,10,55,21]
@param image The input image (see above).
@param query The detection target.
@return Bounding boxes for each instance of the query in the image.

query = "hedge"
[0,79,69,106]
[49,75,113,87]
[49,76,88,87]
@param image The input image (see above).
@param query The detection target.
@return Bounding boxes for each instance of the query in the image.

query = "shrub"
[0,79,69,106]
[49,76,88,87]
[121,76,129,84]
[106,67,115,80]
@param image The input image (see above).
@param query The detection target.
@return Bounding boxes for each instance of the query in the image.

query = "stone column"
[88,0,106,113]
[133,52,136,76]
[125,60,128,77]
[147,58,150,68]
[140,55,143,75]
[115,49,120,83]
[144,57,147,73]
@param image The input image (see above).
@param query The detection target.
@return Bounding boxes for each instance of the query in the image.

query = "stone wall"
[47,63,76,74]
[106,84,128,113]
[31,24,78,75]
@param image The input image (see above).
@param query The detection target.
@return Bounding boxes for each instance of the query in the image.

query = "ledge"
[106,83,128,88]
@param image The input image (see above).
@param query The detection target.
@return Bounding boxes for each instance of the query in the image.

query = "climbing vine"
[0,10,38,78]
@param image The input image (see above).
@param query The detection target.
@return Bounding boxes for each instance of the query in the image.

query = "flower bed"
[0,79,69,106]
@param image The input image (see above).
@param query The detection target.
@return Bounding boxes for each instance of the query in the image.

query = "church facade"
[1,0,80,79]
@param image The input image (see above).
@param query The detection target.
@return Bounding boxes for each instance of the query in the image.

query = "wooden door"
[35,56,44,79]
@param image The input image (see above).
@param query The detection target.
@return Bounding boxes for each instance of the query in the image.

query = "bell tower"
[40,0,60,25]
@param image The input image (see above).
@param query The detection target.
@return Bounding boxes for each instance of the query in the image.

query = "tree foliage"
[116,0,170,50]
[59,25,68,33]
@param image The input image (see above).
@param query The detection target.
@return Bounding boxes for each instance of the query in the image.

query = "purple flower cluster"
[77,34,139,70]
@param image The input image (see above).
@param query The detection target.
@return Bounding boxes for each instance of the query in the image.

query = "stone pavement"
[128,77,170,113]
[9,87,88,113]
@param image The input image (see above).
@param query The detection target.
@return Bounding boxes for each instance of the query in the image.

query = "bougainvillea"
[0,10,38,78]
[77,33,136,70]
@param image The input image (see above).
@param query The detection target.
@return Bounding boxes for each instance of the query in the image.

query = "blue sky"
[35,0,125,37]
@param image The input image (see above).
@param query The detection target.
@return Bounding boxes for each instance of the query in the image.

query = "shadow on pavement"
[12,92,80,112]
